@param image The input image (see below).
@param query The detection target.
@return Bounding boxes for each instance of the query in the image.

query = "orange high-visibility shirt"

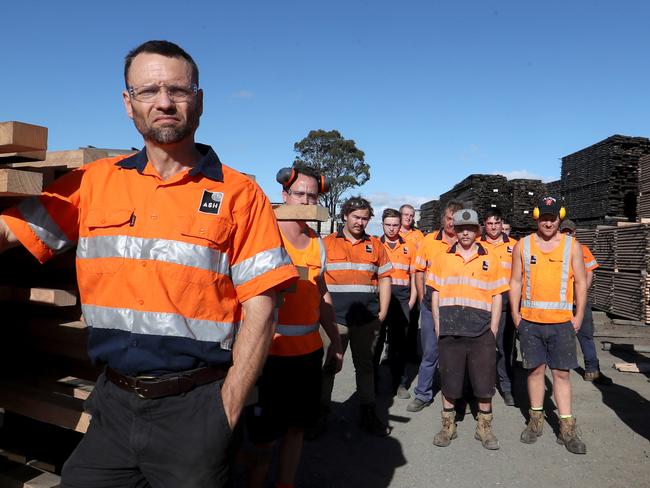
[380,235,414,287]
[415,229,454,288]
[271,227,326,357]
[399,227,424,252]
[1,144,298,374]
[431,243,509,336]
[324,230,393,326]
[519,233,576,324]
[480,232,516,281]
[582,244,599,271]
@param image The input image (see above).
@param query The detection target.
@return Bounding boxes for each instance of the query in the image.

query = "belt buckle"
[134,375,157,399]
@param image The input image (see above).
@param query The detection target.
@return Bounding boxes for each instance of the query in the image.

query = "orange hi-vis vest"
[415,229,454,288]
[520,233,576,324]
[399,227,424,252]
[480,232,515,281]
[381,235,413,287]
[1,144,298,374]
[271,228,326,357]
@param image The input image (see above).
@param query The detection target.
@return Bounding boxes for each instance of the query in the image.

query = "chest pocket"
[77,208,134,274]
[169,215,234,285]
[327,241,349,262]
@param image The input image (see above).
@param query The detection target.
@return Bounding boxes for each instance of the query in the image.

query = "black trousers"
[61,372,233,488]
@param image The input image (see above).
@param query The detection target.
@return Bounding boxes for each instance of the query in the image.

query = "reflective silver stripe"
[317,237,327,277]
[501,261,512,269]
[585,259,598,269]
[392,278,409,286]
[82,304,239,349]
[378,262,393,275]
[521,300,573,311]
[439,297,491,312]
[559,236,572,301]
[415,255,427,268]
[18,197,75,253]
[426,272,436,283]
[326,262,378,273]
[77,235,231,275]
[275,323,319,336]
[327,284,378,293]
[433,275,508,291]
[522,235,532,301]
[231,246,293,287]
[392,263,410,271]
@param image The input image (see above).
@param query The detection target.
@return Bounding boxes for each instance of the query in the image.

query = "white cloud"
[231,90,254,99]
[494,169,555,183]
[359,192,434,236]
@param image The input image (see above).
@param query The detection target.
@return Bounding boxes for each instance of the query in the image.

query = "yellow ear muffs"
[533,206,566,220]
[533,207,540,220]
[559,207,566,220]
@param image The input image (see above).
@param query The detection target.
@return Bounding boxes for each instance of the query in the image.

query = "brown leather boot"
[475,412,500,450]
[557,417,587,454]
[520,409,544,444]
[432,410,457,447]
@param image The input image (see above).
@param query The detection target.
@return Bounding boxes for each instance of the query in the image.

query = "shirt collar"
[116,143,224,181]
[448,242,488,256]
[380,235,405,245]
[336,228,371,242]
[480,232,510,243]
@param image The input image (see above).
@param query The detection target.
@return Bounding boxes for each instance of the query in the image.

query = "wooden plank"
[0,287,77,306]
[0,457,60,488]
[0,122,48,154]
[0,169,43,196]
[613,362,650,373]
[0,151,47,163]
[0,382,90,433]
[5,148,109,170]
[55,377,94,400]
[273,204,329,222]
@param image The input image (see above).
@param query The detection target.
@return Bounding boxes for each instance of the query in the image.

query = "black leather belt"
[106,366,228,399]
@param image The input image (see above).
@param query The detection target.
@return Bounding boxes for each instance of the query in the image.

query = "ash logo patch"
[198,190,223,215]
[403,246,409,255]
[365,244,373,253]
[507,246,513,254]
[482,260,489,271]
[530,255,537,265]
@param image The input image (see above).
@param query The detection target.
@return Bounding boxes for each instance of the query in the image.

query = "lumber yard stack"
[637,154,650,221]
[509,178,548,230]
[561,135,650,227]
[0,121,130,484]
[577,223,650,324]
[417,199,440,233]
[439,174,512,221]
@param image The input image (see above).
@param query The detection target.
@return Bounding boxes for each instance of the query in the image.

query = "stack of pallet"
[417,199,440,234]
[438,174,512,220]
[545,179,563,198]
[509,179,548,230]
[576,224,650,323]
[637,154,650,221]
[561,135,650,226]
[0,121,109,483]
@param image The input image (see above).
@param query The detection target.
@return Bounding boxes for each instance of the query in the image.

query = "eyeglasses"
[128,83,198,103]
[286,189,318,202]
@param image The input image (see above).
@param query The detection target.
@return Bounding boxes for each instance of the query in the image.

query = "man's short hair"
[399,204,415,213]
[382,208,401,221]
[483,208,504,223]
[441,200,464,220]
[124,40,199,86]
[340,196,374,219]
[290,163,321,188]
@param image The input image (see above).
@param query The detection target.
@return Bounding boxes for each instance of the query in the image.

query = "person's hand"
[326,341,344,374]
[378,311,387,323]
[571,315,582,332]
[513,313,522,329]
[408,298,416,310]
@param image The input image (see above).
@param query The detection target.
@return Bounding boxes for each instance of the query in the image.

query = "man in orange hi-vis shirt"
[560,219,611,385]
[510,196,588,455]
[246,165,343,488]
[0,41,298,487]
[321,196,393,437]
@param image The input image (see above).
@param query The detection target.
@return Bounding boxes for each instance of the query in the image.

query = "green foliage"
[293,129,370,221]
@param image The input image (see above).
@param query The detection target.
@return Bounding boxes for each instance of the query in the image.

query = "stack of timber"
[509,179,548,230]
[577,223,650,323]
[417,199,440,234]
[638,154,650,221]
[0,121,104,476]
[545,179,563,198]
[561,135,650,227]
[438,174,512,221]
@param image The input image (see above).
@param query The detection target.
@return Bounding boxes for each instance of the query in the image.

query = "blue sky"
[3,1,650,233]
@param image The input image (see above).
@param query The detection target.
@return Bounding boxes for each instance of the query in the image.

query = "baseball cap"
[536,196,562,218]
[559,219,576,232]
[453,208,480,227]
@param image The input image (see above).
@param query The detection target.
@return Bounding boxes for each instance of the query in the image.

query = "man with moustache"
[510,197,588,454]
[0,40,298,487]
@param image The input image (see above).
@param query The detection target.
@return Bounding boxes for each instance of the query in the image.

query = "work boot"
[407,397,432,412]
[520,409,544,444]
[359,404,390,437]
[557,417,587,454]
[475,412,500,450]
[584,370,613,385]
[502,391,515,407]
[432,410,457,447]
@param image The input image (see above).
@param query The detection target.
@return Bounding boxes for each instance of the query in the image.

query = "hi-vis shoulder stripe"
[82,304,239,350]
[326,262,378,273]
[415,255,427,268]
[18,197,75,254]
[275,323,320,336]
[439,297,492,312]
[327,284,378,293]
[432,275,508,291]
[231,247,293,286]
[585,259,598,269]
[378,263,394,275]
[318,237,327,276]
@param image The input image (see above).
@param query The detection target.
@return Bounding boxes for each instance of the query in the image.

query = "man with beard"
[510,197,588,455]
[0,40,298,487]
